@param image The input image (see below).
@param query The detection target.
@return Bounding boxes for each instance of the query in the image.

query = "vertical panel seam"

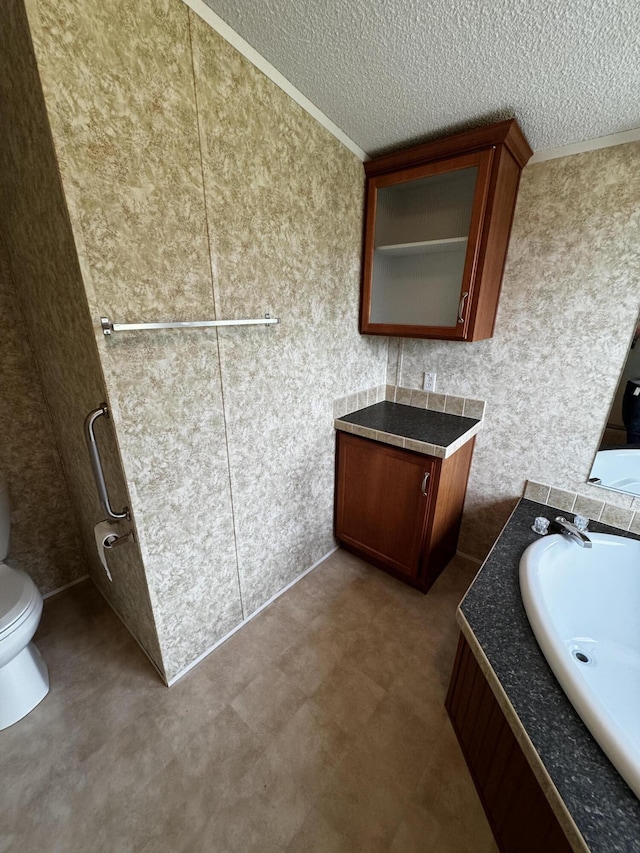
[187,9,245,619]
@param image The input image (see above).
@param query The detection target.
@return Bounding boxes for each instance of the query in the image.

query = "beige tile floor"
[1,549,498,852]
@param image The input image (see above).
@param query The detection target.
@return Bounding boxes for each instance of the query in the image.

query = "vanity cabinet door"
[335,431,475,592]
[335,432,434,580]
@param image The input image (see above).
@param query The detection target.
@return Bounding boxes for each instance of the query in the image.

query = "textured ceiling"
[200,0,640,156]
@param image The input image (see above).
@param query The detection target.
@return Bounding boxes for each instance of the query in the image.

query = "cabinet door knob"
[421,472,430,496]
[458,292,469,324]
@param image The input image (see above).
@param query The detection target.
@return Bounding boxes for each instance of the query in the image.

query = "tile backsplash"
[333,384,486,421]
[524,480,640,536]
[333,384,386,418]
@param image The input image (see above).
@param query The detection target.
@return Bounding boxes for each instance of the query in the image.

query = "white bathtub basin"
[590,448,640,497]
[520,532,640,799]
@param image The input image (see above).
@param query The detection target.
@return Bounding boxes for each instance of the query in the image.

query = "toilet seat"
[0,476,49,730]
[0,564,39,637]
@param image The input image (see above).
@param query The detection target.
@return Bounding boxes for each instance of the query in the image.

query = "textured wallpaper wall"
[1,0,164,674]
[0,239,86,593]
[23,0,240,681]
[190,16,388,616]
[24,0,387,680]
[390,143,640,559]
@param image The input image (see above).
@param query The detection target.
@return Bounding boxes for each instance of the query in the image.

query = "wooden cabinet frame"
[334,432,475,593]
[359,119,532,342]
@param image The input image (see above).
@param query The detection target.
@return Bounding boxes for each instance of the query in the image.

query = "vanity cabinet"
[359,119,532,341]
[334,432,474,592]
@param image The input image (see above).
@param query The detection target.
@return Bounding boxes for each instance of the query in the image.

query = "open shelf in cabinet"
[375,236,468,256]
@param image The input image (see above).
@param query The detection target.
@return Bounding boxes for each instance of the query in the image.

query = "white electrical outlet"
[423,372,437,392]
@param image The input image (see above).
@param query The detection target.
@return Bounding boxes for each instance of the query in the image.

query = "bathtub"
[520,532,640,799]
[590,448,640,497]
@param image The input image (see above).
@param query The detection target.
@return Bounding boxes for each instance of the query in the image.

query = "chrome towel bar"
[84,404,130,521]
[101,313,280,335]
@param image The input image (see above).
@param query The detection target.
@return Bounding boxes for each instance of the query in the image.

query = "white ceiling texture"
[200,0,640,157]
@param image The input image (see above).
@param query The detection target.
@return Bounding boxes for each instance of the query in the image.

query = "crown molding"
[181,0,367,162]
[529,127,640,164]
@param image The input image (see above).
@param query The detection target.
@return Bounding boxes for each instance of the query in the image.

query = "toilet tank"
[0,474,10,561]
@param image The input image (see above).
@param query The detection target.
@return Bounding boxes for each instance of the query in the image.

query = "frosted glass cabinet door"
[361,150,494,339]
[358,119,533,342]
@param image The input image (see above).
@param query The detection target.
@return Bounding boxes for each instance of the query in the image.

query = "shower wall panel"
[24,0,242,679]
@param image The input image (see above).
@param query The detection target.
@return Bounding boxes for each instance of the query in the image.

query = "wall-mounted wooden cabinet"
[360,119,532,341]
[334,432,474,592]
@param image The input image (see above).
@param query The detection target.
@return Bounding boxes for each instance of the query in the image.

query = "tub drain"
[573,650,591,664]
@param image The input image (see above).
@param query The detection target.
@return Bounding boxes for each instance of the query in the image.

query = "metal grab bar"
[84,405,129,521]
[101,313,279,336]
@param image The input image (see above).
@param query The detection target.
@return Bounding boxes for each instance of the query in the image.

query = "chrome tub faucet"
[553,516,592,548]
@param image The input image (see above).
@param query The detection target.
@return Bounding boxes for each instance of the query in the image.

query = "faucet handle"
[531,516,550,535]
[573,514,589,532]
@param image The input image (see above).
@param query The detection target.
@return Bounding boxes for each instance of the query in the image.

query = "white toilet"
[0,474,49,730]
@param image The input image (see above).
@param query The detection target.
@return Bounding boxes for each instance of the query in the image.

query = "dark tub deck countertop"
[459,498,640,852]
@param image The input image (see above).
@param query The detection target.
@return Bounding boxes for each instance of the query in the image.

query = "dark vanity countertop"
[460,498,640,853]
[335,401,481,458]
